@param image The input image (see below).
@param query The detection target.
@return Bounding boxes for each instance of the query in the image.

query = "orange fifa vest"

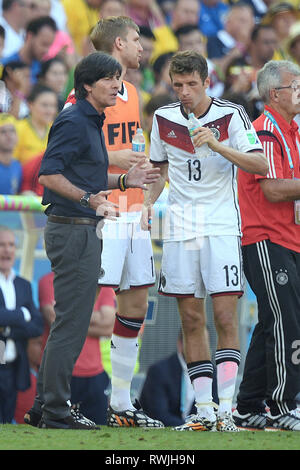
[103,80,143,213]
[65,80,143,213]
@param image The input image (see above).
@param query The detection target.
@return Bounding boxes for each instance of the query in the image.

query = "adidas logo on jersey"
[167,130,177,138]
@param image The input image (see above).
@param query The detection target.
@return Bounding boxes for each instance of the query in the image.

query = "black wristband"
[118,174,127,191]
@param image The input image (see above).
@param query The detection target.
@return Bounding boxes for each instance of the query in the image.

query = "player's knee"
[131,295,148,316]
[123,301,148,317]
[118,289,148,317]
[181,307,206,334]
[214,310,236,333]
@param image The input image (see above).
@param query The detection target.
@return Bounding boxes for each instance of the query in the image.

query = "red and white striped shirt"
[238,104,300,252]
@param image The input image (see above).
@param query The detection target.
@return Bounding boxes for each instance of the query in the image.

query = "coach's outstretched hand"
[89,190,120,220]
[126,158,160,190]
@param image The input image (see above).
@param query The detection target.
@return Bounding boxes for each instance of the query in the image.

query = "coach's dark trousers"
[33,220,102,420]
[237,239,300,416]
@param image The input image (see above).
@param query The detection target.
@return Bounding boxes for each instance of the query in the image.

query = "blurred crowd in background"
[1,0,300,196]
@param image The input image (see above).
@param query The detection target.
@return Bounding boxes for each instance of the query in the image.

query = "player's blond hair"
[90,16,139,54]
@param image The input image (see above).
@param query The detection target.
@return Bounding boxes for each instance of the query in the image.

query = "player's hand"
[141,204,153,231]
[109,149,147,170]
[89,190,120,219]
[126,158,160,190]
[191,126,219,152]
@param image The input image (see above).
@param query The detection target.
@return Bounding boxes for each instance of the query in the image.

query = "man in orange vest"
[65,17,163,429]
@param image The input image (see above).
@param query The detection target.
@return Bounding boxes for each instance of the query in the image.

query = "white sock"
[193,376,216,421]
[110,334,139,411]
[217,361,239,415]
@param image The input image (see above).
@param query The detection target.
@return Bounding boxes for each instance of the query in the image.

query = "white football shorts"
[158,236,244,298]
[98,220,155,292]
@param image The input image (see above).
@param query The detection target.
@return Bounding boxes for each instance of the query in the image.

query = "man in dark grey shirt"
[24,52,160,430]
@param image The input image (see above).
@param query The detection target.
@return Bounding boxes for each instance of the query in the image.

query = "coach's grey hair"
[257,60,300,104]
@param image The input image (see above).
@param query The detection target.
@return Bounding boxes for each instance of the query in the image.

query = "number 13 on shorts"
[159,235,244,298]
[204,236,244,296]
[223,264,239,287]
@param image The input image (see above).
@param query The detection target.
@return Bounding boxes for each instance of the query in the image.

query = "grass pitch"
[0,424,299,451]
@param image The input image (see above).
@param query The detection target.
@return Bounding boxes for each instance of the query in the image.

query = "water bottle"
[132,128,146,152]
[187,113,210,158]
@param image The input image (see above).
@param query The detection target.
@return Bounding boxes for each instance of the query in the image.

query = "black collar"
[180,97,214,120]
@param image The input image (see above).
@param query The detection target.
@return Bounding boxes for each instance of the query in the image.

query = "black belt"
[48,215,98,226]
